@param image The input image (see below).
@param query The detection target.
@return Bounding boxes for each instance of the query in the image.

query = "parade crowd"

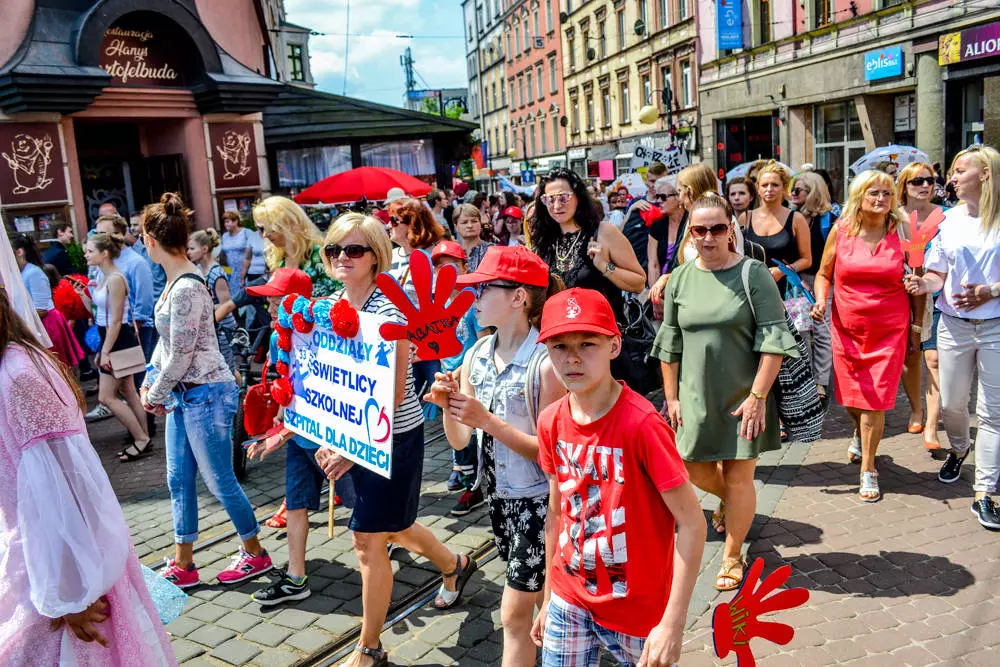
[1,144,998,667]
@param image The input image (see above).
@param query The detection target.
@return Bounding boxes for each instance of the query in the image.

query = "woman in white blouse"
[906,145,1000,530]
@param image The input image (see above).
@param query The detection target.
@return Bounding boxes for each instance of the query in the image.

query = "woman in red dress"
[810,170,918,502]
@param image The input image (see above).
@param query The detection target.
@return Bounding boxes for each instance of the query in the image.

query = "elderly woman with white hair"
[646,176,687,288]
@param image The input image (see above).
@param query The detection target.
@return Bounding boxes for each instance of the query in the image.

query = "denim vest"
[468,328,549,499]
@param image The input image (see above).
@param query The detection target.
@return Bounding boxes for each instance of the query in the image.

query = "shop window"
[617,10,626,52]
[361,140,435,177]
[813,101,865,202]
[277,145,352,189]
[288,44,305,82]
[962,78,985,147]
[619,81,630,123]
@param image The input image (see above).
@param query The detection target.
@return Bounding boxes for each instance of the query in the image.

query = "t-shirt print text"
[555,438,627,598]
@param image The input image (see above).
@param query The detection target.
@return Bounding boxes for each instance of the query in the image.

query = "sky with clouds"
[285,0,469,108]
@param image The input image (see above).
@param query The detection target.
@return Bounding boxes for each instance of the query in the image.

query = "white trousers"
[937,314,1000,494]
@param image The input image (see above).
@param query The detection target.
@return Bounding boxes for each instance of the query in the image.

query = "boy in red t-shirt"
[530,288,706,667]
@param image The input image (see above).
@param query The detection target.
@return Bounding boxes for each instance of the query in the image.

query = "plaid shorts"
[542,594,646,667]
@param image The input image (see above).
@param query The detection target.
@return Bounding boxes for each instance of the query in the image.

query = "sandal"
[434,553,478,610]
[340,642,387,667]
[715,556,747,592]
[859,471,881,502]
[711,502,726,534]
[265,499,288,528]
[118,439,152,462]
[924,437,941,451]
[848,433,862,464]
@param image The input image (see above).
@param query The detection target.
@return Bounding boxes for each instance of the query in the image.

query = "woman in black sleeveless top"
[739,161,812,295]
[528,168,645,323]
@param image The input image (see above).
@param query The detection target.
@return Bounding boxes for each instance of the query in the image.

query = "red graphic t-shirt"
[537,383,689,637]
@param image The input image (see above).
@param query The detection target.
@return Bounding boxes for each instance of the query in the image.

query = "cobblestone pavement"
[90,384,998,666]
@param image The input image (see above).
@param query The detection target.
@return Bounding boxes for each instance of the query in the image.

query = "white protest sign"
[631,144,689,175]
[283,311,397,479]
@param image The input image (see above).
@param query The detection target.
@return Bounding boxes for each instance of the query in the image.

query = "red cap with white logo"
[455,245,549,287]
[537,287,620,342]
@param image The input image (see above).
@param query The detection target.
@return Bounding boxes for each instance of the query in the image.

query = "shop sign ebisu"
[863,46,903,81]
[100,26,185,86]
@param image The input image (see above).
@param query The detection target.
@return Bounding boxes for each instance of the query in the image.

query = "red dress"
[831,226,910,411]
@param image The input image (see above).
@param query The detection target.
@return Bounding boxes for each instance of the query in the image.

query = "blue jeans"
[165,381,259,544]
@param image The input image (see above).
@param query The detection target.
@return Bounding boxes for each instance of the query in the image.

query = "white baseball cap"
[385,187,407,203]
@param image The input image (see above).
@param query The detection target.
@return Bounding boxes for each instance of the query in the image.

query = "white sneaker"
[85,404,113,422]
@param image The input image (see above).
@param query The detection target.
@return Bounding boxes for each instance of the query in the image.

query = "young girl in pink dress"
[0,286,176,666]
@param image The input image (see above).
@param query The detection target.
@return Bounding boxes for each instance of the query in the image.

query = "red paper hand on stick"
[712,557,810,667]
[375,250,476,360]
[903,207,944,269]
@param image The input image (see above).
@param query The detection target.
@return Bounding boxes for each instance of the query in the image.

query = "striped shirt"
[333,287,424,434]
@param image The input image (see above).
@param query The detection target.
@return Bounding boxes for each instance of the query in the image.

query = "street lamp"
[638,84,674,126]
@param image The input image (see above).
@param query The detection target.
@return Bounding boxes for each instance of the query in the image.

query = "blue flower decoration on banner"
[277,348,290,365]
[311,299,332,327]
[277,307,293,330]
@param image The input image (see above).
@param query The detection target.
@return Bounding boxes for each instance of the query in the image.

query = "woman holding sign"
[313,213,476,667]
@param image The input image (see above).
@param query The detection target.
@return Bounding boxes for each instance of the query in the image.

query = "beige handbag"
[103,273,146,379]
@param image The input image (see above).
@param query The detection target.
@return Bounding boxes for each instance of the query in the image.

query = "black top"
[621,207,649,272]
[538,227,625,324]
[744,209,799,295]
[802,213,832,275]
[649,211,688,276]
[42,242,74,278]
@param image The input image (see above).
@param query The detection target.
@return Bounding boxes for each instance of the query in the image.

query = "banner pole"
[328,485,335,538]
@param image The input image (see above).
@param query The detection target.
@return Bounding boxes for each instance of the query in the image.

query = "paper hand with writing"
[712,557,810,667]
[903,207,944,269]
[376,250,475,360]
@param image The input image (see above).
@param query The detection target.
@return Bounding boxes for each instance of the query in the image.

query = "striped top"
[332,286,424,434]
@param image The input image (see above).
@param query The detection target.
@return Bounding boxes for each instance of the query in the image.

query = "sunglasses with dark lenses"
[791,188,808,196]
[655,193,678,202]
[907,176,934,186]
[689,223,731,239]
[389,216,410,227]
[324,244,373,260]
[474,281,519,297]
[255,226,266,233]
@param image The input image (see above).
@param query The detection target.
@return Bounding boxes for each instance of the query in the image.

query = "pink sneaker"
[217,549,273,585]
[161,560,200,589]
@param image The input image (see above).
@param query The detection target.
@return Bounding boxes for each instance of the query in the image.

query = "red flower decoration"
[292,312,313,334]
[330,298,360,338]
[275,361,289,377]
[277,328,292,352]
[281,295,297,314]
[270,377,294,406]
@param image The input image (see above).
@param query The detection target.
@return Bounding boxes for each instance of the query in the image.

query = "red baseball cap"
[431,240,466,262]
[455,245,549,288]
[246,267,313,298]
[502,206,523,219]
[537,287,620,342]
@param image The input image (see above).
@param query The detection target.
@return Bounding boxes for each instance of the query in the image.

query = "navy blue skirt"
[348,424,424,533]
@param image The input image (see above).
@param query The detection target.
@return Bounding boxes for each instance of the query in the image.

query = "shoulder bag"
[740,260,824,443]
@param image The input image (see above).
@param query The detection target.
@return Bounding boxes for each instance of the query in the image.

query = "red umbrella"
[293,166,433,205]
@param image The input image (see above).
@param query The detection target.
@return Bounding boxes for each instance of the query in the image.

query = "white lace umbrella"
[850,145,929,175]
[725,160,791,182]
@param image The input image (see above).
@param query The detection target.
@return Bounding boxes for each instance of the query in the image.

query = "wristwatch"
[991,283,1000,299]
[750,390,766,400]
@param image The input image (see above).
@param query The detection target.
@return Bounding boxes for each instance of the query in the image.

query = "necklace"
[554,230,584,273]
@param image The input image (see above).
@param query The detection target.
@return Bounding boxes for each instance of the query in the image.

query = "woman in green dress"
[653,193,799,592]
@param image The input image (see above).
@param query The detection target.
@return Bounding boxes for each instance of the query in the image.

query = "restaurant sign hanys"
[99,15,198,86]
[939,21,1000,66]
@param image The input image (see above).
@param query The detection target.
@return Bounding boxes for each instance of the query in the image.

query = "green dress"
[282,245,341,298]
[652,257,799,462]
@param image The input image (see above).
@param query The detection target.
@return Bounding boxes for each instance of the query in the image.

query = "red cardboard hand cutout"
[713,557,810,667]
[903,207,944,269]
[375,250,476,360]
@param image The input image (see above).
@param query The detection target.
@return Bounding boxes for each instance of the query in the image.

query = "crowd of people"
[1,143,997,667]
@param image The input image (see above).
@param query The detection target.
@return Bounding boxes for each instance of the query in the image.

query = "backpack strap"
[524,346,549,433]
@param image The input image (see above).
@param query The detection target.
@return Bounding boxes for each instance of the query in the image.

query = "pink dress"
[831,226,910,411]
[0,345,176,666]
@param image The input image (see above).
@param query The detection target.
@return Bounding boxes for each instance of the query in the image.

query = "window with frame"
[526,71,534,104]
[661,65,672,103]
[552,116,560,150]
[568,34,576,68]
[619,80,630,122]
[617,10,626,51]
[549,55,558,92]
[545,0,553,31]
[586,93,595,130]
[812,0,832,28]
[601,85,611,126]
[680,61,691,108]
[678,0,687,21]
[501,80,506,105]
[639,0,648,31]
[540,119,548,152]
[506,31,513,60]
[571,96,580,133]
[583,28,591,61]
[514,21,521,56]
[757,0,772,45]
[659,0,668,29]
[598,21,607,58]
[509,81,515,108]
[534,8,541,36]
[519,76,526,107]
[814,101,865,201]
[493,82,498,109]
[641,73,651,107]
[530,123,537,156]
[566,0,573,12]
[289,44,305,81]
[537,64,545,99]
[524,10,531,51]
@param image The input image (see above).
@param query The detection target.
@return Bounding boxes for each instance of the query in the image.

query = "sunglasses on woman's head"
[324,244,373,260]
[389,215,409,227]
[540,193,574,207]
[689,223,731,239]
[907,177,934,187]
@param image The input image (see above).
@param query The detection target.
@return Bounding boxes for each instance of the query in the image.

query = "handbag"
[741,260,824,442]
[244,360,280,437]
[783,288,814,333]
[103,273,146,379]
[617,294,662,395]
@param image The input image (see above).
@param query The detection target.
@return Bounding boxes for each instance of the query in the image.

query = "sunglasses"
[540,193,574,207]
[907,176,934,186]
[255,225,267,233]
[389,215,410,227]
[689,223,731,239]
[474,281,519,297]
[791,188,808,196]
[655,193,678,202]
[324,244,373,260]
